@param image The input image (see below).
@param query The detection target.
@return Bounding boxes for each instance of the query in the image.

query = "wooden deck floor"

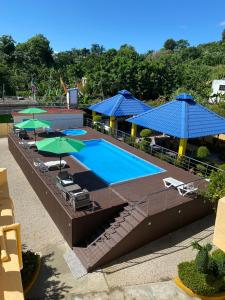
[10,127,205,219]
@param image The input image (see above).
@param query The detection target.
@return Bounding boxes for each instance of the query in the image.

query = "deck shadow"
[101,214,215,273]
[26,252,72,300]
[37,131,65,138]
[72,170,108,191]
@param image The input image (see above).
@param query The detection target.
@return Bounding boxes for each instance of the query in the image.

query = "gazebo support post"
[131,123,137,138]
[178,138,187,157]
[110,116,116,132]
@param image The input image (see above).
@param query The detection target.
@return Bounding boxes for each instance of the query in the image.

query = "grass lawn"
[0,114,13,123]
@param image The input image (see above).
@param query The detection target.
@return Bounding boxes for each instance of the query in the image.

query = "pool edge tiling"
[70,139,166,185]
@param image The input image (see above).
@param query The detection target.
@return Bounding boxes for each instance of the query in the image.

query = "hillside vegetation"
[1,32,225,114]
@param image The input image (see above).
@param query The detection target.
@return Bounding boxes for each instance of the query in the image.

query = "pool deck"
[11,127,203,210]
[8,127,211,269]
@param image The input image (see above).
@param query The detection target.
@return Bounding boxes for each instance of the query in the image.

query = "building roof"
[89,90,151,117]
[127,93,225,138]
[12,108,84,116]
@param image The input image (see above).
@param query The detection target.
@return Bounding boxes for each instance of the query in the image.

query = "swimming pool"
[71,139,165,184]
[63,129,87,136]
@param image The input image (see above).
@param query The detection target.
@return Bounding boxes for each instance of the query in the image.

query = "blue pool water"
[63,129,87,136]
[71,139,165,184]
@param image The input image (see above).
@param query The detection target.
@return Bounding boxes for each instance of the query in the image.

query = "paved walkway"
[0,137,215,299]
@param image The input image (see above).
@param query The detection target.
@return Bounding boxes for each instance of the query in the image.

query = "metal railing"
[85,118,224,178]
[10,133,118,212]
[86,176,207,260]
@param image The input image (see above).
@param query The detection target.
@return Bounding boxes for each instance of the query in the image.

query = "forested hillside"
[1,32,225,109]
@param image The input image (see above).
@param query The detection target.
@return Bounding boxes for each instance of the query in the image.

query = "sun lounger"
[163,177,184,188]
[34,159,67,171]
[19,140,36,149]
[163,177,198,196]
[177,182,198,196]
[43,127,58,135]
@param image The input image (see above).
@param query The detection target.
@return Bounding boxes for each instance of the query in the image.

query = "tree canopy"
[0,32,225,110]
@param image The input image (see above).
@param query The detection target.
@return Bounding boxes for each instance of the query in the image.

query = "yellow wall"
[0,123,13,137]
[213,197,225,252]
[217,134,225,141]
[0,168,24,300]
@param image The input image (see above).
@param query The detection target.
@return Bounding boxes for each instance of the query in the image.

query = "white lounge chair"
[177,182,198,196]
[43,127,59,135]
[163,177,184,188]
[19,141,36,149]
[163,177,198,196]
[34,159,67,171]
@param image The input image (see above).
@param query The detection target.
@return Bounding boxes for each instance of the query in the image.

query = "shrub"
[178,243,225,296]
[93,115,101,122]
[0,114,13,123]
[196,146,210,160]
[196,163,207,173]
[206,170,225,209]
[124,135,135,146]
[178,261,224,296]
[140,129,152,139]
[220,164,225,171]
[139,139,149,151]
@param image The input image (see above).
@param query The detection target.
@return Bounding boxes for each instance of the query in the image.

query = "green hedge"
[178,249,225,296]
[0,114,13,123]
[178,261,225,296]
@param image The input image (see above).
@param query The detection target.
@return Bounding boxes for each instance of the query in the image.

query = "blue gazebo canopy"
[89,90,151,117]
[127,93,225,138]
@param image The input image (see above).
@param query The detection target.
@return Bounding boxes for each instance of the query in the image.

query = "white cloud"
[219,20,225,26]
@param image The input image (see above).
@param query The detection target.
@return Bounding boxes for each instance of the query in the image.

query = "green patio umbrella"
[18,107,47,119]
[15,119,52,141]
[36,137,85,172]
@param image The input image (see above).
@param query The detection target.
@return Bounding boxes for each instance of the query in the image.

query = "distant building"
[13,108,84,129]
[209,79,225,103]
[66,88,78,109]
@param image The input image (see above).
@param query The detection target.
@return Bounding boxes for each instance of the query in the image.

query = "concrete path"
[66,281,198,300]
[0,137,214,299]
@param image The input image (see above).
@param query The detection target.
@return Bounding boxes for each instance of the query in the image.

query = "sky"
[1,0,225,53]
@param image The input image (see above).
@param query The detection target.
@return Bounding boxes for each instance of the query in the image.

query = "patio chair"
[34,159,67,172]
[69,189,92,211]
[56,171,74,186]
[177,182,198,196]
[18,130,29,140]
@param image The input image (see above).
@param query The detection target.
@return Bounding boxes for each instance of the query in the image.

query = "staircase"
[74,204,147,271]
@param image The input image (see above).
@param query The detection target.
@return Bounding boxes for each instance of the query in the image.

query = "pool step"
[73,204,147,271]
